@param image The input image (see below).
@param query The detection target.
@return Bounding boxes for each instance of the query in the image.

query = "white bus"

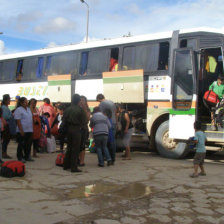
[0,28,224,158]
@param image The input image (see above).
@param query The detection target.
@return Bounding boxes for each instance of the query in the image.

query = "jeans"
[94,135,111,165]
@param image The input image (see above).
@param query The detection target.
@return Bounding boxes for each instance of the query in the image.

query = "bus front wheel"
[155,120,189,159]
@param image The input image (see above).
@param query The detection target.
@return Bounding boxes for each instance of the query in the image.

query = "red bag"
[0,161,25,177]
[39,133,47,148]
[56,153,65,166]
[203,90,219,105]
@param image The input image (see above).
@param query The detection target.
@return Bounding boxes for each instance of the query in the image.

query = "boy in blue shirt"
[190,121,207,178]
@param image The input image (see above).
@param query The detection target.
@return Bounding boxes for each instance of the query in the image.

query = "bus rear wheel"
[155,120,189,159]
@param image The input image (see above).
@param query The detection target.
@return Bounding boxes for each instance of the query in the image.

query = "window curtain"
[36,57,44,78]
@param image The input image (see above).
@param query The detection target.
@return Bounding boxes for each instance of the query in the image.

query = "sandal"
[190,173,198,178]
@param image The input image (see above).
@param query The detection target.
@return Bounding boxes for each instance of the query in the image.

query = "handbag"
[47,136,56,153]
[203,90,219,105]
[39,133,47,148]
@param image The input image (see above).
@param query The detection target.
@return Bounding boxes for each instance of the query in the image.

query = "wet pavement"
[1,142,224,224]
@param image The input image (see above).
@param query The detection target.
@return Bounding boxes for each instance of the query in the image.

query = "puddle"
[67,183,118,199]
[114,183,151,199]
[67,182,151,200]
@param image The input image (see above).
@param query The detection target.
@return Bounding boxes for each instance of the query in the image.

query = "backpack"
[55,153,65,166]
[0,161,25,178]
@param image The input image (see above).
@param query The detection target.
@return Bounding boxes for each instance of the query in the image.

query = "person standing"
[14,97,33,162]
[117,104,134,160]
[90,106,112,167]
[29,98,41,158]
[79,95,91,166]
[63,94,86,173]
[1,94,13,159]
[39,98,56,128]
[189,121,207,178]
[96,94,117,164]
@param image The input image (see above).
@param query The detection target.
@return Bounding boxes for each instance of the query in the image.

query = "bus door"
[169,49,197,139]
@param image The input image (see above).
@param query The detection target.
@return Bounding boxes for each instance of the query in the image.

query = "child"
[190,121,207,178]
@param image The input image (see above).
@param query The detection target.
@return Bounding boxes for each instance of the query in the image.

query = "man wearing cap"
[1,94,13,158]
[209,74,224,130]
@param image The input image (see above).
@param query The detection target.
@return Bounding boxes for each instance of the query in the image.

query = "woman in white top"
[14,97,33,162]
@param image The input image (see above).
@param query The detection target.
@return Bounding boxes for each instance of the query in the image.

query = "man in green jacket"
[63,94,87,172]
[209,74,224,130]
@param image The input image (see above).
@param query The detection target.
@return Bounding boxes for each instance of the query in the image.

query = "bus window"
[122,44,159,72]
[86,49,109,75]
[158,42,169,70]
[122,46,135,70]
[180,39,187,48]
[49,51,79,76]
[45,56,52,76]
[135,44,159,71]
[36,57,44,78]
[109,48,119,71]
[23,57,38,80]
[16,59,23,81]
[173,50,194,110]
[79,52,88,76]
[0,60,16,81]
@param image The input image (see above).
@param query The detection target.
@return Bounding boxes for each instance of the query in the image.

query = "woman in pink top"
[39,98,56,129]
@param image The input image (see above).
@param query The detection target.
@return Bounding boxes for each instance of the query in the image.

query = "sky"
[0,0,224,55]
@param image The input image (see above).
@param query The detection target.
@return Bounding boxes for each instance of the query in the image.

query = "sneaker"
[199,172,206,176]
[98,164,104,167]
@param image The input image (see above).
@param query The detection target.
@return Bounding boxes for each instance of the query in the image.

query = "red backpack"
[55,153,65,167]
[0,161,25,178]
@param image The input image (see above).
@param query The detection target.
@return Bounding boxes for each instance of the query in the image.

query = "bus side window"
[158,42,169,70]
[180,39,187,48]
[109,48,119,72]
[45,56,52,76]
[122,46,135,70]
[16,59,23,81]
[79,52,88,76]
[36,57,44,78]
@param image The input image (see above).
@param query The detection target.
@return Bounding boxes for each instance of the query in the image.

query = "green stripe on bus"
[103,76,143,84]
[48,80,71,86]
[169,108,196,115]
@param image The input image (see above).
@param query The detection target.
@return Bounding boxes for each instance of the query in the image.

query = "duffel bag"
[203,90,219,105]
[0,161,25,178]
[55,153,65,166]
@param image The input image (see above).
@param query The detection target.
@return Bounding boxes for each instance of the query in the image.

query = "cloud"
[0,40,5,55]
[46,41,58,48]
[34,17,76,34]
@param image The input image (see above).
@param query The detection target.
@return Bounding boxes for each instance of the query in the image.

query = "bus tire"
[155,120,189,159]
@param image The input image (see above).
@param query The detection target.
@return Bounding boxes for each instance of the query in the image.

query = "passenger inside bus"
[207,74,224,131]
[109,58,118,72]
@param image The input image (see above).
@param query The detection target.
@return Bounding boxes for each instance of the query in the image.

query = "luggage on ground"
[0,161,25,178]
[55,153,65,166]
